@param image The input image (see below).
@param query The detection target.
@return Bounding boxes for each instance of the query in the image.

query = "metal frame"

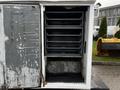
[40,3,94,90]
[0,1,95,89]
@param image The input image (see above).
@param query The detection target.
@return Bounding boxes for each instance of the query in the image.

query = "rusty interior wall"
[46,58,82,74]
[47,60,82,73]
[3,4,41,88]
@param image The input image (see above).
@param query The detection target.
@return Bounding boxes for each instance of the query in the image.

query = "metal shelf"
[47,41,82,43]
[46,47,81,50]
[46,54,82,58]
[46,25,83,29]
[47,34,81,37]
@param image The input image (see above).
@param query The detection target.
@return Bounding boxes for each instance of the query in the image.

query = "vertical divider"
[40,4,46,87]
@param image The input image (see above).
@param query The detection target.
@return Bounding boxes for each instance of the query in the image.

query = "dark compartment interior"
[46,57,84,82]
[46,73,84,82]
[44,6,87,83]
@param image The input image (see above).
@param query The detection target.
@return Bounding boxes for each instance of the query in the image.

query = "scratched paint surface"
[47,61,82,73]
[3,5,41,88]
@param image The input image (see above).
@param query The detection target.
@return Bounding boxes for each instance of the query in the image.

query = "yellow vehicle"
[97,37,120,56]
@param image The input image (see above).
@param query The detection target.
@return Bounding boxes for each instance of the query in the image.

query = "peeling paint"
[0,63,4,86]
[0,4,41,88]
[6,66,40,88]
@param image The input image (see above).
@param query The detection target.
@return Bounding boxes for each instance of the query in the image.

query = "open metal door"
[3,4,41,88]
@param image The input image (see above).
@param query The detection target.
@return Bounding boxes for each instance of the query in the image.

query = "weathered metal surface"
[3,4,41,88]
[47,60,82,73]
[0,0,96,2]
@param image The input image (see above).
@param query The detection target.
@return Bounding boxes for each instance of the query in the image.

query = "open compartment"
[44,6,86,57]
[46,57,84,83]
[43,6,88,88]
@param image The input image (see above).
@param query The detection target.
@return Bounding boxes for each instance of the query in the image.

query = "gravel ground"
[93,65,120,90]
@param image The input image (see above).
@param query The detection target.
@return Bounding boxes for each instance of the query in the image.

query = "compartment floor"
[46,73,84,83]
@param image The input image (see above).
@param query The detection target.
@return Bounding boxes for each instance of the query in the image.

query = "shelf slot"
[46,18,82,21]
[47,34,81,37]
[46,54,82,58]
[46,47,81,50]
[45,11,83,13]
[47,41,82,43]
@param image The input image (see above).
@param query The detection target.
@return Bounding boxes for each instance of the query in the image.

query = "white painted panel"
[85,4,94,89]
[0,5,8,88]
[41,4,46,87]
[44,82,87,89]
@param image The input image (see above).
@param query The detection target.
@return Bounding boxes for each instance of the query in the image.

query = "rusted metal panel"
[47,61,82,73]
[3,4,41,88]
